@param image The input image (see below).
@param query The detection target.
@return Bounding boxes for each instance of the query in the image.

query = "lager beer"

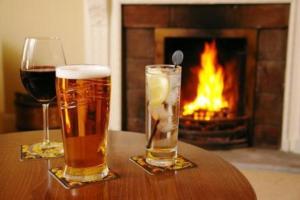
[56,65,111,182]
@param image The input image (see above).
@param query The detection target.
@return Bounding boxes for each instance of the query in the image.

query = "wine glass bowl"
[20,37,65,158]
[20,67,56,103]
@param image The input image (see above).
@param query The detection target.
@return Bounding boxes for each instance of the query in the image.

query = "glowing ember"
[182,40,229,120]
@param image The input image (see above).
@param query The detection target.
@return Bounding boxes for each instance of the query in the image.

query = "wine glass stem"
[42,103,50,146]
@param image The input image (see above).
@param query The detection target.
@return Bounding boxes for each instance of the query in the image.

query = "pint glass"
[145,65,182,167]
[56,65,111,182]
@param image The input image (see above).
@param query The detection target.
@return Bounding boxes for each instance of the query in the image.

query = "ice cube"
[157,119,174,133]
[165,87,179,105]
[169,75,181,89]
[149,104,171,120]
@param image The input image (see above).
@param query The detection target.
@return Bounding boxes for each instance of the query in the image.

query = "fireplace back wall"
[122,4,289,147]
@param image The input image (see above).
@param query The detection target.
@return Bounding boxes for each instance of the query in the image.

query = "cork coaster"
[49,167,119,189]
[130,155,197,175]
[20,144,64,160]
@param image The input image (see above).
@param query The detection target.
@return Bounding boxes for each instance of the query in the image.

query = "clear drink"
[56,65,111,182]
[145,65,182,167]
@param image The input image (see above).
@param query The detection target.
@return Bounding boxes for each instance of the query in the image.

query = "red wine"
[20,66,56,103]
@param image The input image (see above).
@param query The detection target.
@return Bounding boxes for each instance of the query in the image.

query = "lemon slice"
[147,73,169,106]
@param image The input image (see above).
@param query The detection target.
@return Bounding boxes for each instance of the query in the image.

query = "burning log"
[182,107,230,121]
[182,40,231,120]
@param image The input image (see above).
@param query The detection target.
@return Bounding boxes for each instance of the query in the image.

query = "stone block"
[258,29,288,61]
[123,5,169,28]
[125,28,154,59]
[256,61,286,94]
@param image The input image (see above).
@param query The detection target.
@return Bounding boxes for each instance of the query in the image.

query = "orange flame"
[182,41,229,120]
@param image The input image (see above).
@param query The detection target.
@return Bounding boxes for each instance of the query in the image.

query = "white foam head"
[56,65,111,79]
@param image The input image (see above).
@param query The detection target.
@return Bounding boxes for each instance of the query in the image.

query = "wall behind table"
[0,0,85,132]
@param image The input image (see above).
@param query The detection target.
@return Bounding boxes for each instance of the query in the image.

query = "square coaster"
[20,145,64,160]
[130,155,197,175]
[49,167,119,189]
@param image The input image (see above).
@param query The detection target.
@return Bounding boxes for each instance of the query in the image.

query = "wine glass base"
[29,142,64,158]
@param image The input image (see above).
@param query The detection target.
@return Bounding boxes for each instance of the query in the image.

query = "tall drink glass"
[56,65,111,182]
[145,65,182,167]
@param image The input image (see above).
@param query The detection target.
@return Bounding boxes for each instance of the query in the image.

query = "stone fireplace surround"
[84,0,300,153]
[123,5,288,148]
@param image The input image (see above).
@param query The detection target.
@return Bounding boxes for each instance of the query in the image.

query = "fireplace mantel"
[84,0,300,153]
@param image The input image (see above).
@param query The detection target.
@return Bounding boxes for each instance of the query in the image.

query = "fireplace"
[155,29,257,148]
[121,4,289,148]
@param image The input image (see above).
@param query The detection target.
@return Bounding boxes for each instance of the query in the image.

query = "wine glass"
[20,37,65,158]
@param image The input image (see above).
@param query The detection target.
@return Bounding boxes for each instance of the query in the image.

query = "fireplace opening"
[165,38,246,120]
[156,29,257,148]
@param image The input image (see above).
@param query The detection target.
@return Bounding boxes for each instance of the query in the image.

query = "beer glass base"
[63,164,109,182]
[146,157,175,167]
[146,149,177,167]
[29,142,64,158]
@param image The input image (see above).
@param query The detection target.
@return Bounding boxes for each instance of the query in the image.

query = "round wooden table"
[0,130,256,199]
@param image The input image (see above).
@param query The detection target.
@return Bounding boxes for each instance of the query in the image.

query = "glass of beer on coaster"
[56,65,111,182]
[145,64,182,167]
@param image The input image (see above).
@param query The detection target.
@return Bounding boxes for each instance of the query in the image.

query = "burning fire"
[182,40,229,120]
